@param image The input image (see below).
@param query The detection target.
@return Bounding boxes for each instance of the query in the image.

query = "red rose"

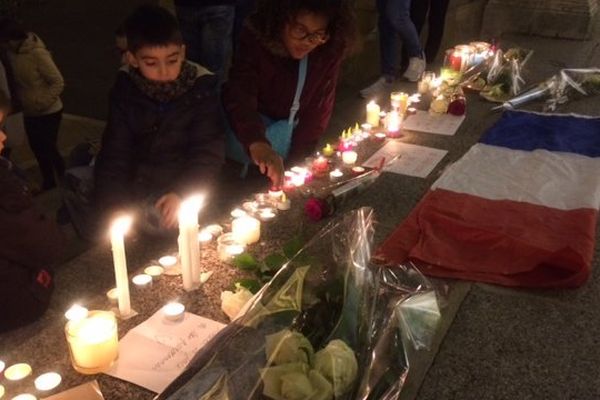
[305,197,329,222]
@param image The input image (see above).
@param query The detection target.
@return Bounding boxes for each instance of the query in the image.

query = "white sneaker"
[359,76,393,99]
[403,56,426,82]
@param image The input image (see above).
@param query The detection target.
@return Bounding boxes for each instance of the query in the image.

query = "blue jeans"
[175,4,234,84]
[377,0,423,77]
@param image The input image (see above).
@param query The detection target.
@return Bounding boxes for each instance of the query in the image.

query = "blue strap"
[288,56,308,125]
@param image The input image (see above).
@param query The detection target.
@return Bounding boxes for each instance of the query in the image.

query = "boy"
[94,5,225,236]
[0,89,64,332]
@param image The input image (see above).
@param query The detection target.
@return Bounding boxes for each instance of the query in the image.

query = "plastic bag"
[156,208,442,400]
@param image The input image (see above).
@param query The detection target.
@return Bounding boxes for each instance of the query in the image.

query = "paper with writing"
[363,141,447,178]
[105,310,225,393]
[402,110,465,136]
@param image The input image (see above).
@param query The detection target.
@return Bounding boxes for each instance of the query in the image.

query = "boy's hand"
[155,193,182,229]
[249,142,284,187]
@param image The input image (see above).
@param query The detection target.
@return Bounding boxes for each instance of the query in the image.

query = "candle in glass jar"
[217,233,246,261]
[232,216,261,244]
[65,311,118,374]
[109,216,133,317]
[366,101,380,127]
[387,111,401,134]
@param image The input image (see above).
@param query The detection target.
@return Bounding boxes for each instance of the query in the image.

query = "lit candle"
[198,230,213,245]
[4,363,32,381]
[361,123,372,133]
[268,189,284,201]
[217,233,246,262]
[203,224,223,237]
[374,132,387,140]
[11,394,36,400]
[258,208,277,222]
[387,110,401,134]
[322,143,335,157]
[0,360,4,373]
[106,288,118,305]
[132,274,152,289]
[366,101,380,127]
[158,255,178,268]
[109,216,133,317]
[230,208,247,218]
[277,193,291,211]
[330,169,344,182]
[232,216,261,245]
[312,156,329,174]
[178,195,203,291]
[352,166,366,175]
[34,372,62,391]
[342,151,358,165]
[162,302,185,322]
[65,304,89,322]
[65,310,118,374]
[144,265,164,278]
[391,92,409,115]
[290,173,306,187]
[0,385,4,398]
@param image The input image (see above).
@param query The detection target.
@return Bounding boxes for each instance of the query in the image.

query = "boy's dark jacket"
[0,158,64,332]
[94,64,225,213]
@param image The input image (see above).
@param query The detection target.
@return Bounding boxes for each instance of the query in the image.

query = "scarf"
[129,61,198,103]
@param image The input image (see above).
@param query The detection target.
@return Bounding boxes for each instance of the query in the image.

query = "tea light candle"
[132,274,152,289]
[0,385,4,398]
[106,288,118,305]
[4,363,32,381]
[203,224,223,237]
[0,360,4,373]
[65,310,119,374]
[232,216,261,244]
[330,169,344,182]
[144,265,164,278]
[198,230,213,245]
[230,208,247,218]
[34,372,62,391]
[342,151,358,165]
[366,101,380,127]
[268,190,284,201]
[361,123,372,133]
[65,304,89,322]
[258,208,277,222]
[312,156,329,174]
[11,394,36,400]
[162,302,185,322]
[322,143,335,157]
[109,216,133,317]
[374,132,387,140]
[277,194,291,211]
[352,166,366,175]
[217,233,246,262]
[159,255,178,268]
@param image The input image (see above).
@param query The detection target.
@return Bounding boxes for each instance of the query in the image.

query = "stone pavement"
[4,1,600,399]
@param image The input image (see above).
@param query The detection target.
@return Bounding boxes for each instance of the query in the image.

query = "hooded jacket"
[94,63,225,214]
[6,33,64,117]
[0,157,64,332]
[222,24,345,162]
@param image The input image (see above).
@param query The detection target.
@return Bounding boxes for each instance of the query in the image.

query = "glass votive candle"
[144,265,164,279]
[34,372,62,391]
[4,363,32,381]
[217,233,246,262]
[330,169,344,182]
[162,302,185,322]
[65,310,118,374]
[342,151,358,165]
[132,274,152,289]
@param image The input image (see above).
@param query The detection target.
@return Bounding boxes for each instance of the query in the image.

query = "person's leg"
[23,113,64,190]
[44,110,65,179]
[175,5,203,65]
[401,0,430,71]
[424,0,450,63]
[196,5,235,84]
[386,0,423,58]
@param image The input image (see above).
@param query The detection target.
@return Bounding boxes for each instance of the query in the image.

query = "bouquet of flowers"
[156,208,442,400]
[475,47,533,102]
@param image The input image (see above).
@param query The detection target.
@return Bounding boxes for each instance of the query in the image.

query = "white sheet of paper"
[363,141,447,178]
[106,310,225,393]
[402,110,465,136]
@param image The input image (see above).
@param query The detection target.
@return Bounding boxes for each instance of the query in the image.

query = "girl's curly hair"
[249,0,359,57]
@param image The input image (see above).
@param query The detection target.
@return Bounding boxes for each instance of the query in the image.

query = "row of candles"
[1,360,62,398]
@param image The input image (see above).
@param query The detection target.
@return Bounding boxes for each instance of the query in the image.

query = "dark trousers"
[400,0,450,66]
[24,110,64,189]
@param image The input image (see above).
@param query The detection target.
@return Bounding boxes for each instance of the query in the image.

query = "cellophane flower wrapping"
[156,208,442,400]
[544,68,600,111]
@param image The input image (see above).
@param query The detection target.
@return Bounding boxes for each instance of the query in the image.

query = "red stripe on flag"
[376,189,596,288]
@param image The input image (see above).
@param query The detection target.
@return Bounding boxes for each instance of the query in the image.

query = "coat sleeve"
[174,76,225,198]
[288,50,343,162]
[33,47,64,111]
[94,79,135,212]
[222,29,269,151]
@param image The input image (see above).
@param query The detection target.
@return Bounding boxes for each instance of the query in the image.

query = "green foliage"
[232,253,259,271]
[234,278,262,294]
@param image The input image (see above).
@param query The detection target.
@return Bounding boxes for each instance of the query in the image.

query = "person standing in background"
[408,0,450,63]
[173,0,235,83]
[0,17,65,191]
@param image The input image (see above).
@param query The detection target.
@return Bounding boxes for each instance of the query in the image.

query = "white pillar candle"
[162,302,185,322]
[178,196,203,291]
[34,372,62,391]
[366,101,380,127]
[342,151,358,165]
[232,216,261,245]
[65,311,118,375]
[330,169,344,182]
[387,111,401,133]
[109,216,133,317]
[132,274,152,289]
[4,363,32,381]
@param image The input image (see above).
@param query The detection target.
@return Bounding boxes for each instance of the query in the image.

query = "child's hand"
[155,193,182,229]
[249,142,284,187]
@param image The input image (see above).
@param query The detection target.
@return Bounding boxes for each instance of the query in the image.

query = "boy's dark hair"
[250,0,359,56]
[0,17,28,43]
[124,5,183,53]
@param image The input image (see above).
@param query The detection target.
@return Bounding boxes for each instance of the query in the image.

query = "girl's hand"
[249,142,284,187]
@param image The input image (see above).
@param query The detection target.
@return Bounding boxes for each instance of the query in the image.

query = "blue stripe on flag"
[480,111,600,157]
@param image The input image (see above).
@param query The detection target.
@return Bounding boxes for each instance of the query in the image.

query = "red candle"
[450,51,462,72]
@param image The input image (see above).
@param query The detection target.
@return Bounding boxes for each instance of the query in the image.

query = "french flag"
[376,110,600,288]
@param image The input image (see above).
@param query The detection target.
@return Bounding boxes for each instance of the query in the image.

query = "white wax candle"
[109,216,132,317]
[277,194,291,211]
[268,190,284,201]
[162,302,185,322]
[352,166,366,174]
[178,196,203,291]
[132,274,152,288]
[11,394,36,400]
[387,111,401,133]
[342,151,358,165]
[230,208,247,218]
[232,216,261,245]
[34,372,62,391]
[4,363,32,381]
[65,311,118,374]
[144,265,164,278]
[330,169,344,181]
[258,208,277,222]
[106,288,118,305]
[366,101,380,127]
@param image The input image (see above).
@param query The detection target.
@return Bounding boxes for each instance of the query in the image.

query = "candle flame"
[65,304,89,321]
[110,215,133,237]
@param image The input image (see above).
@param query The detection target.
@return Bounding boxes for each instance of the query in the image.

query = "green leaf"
[264,253,288,272]
[283,236,304,259]
[232,253,259,271]
[235,278,262,294]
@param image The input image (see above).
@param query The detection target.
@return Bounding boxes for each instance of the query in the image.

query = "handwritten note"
[402,110,465,136]
[106,310,225,393]
[363,141,447,178]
